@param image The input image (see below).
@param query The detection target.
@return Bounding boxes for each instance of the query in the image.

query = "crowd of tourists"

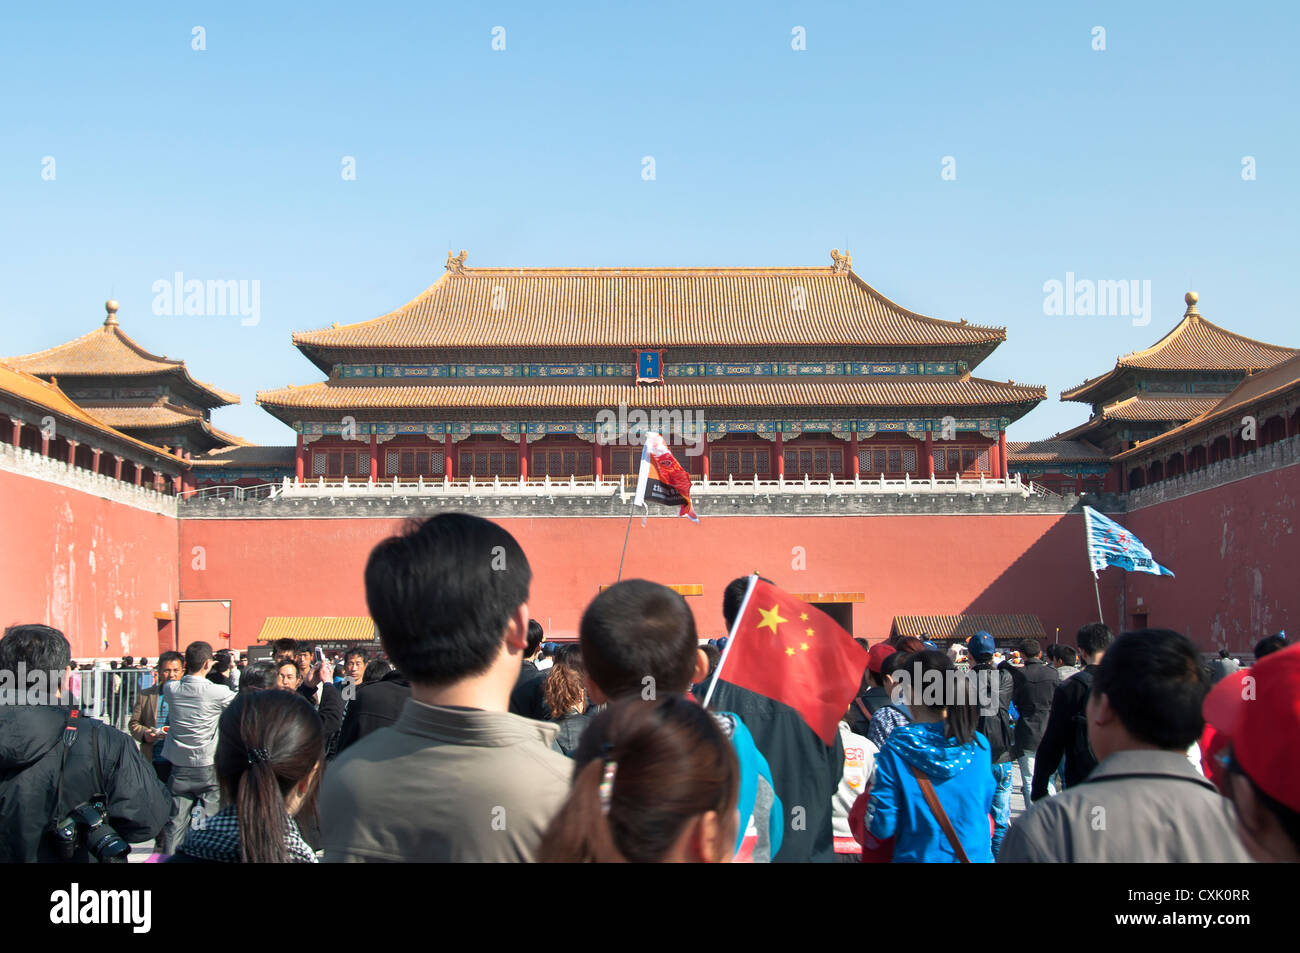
[0,511,1296,864]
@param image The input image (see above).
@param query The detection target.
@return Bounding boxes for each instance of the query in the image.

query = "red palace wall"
[178,513,1124,650]
[1125,464,1300,654]
[0,468,179,660]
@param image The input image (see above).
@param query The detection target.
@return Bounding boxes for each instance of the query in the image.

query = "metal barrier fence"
[67,668,158,734]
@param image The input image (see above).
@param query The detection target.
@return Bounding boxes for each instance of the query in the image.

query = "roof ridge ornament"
[445,249,468,274]
[1184,290,1199,316]
[830,248,851,273]
[104,299,120,327]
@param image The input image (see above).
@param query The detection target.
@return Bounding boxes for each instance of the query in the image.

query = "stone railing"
[241,471,1043,502]
[0,442,178,517]
[1126,434,1300,510]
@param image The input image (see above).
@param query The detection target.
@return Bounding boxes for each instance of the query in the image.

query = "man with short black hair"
[1000,629,1251,862]
[271,638,297,663]
[1031,622,1113,801]
[1013,638,1059,802]
[508,620,549,720]
[0,624,169,862]
[159,640,235,854]
[129,651,184,784]
[966,630,1016,855]
[321,513,570,862]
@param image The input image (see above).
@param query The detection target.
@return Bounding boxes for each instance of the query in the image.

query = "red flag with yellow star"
[716,579,867,745]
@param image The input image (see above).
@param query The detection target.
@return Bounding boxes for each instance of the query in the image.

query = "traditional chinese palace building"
[6,300,246,456]
[1008,292,1299,494]
[256,251,1047,484]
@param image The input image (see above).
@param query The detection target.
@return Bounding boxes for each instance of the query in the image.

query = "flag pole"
[1083,505,1104,625]
[702,573,757,709]
[615,504,635,582]
[1092,571,1105,625]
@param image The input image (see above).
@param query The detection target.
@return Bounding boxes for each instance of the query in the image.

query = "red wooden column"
[774,431,784,479]
[518,433,528,480]
[989,436,1001,478]
[998,432,1008,478]
[923,429,935,478]
[1075,471,1083,494]
[40,428,50,456]
[700,433,710,481]
[369,434,379,481]
[594,442,603,481]
[66,440,78,467]
[849,431,859,478]
[90,448,102,474]
[134,464,143,487]
[295,434,305,483]
[444,437,454,479]
[113,455,124,481]
[8,417,20,447]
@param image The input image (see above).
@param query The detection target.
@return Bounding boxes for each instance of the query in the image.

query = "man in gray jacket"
[320,513,571,862]
[999,629,1251,863]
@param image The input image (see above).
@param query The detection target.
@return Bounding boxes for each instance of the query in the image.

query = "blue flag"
[1083,506,1174,577]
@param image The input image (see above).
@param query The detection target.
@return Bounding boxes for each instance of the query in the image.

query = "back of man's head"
[0,624,71,675]
[1092,629,1209,750]
[722,575,774,630]
[1076,623,1113,660]
[1254,633,1289,661]
[1021,639,1041,658]
[582,579,698,699]
[526,620,545,659]
[1057,645,1079,667]
[365,513,531,688]
[184,641,214,674]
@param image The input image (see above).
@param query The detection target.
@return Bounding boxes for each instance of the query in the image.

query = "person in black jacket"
[1030,622,1113,802]
[333,668,412,755]
[966,630,1015,856]
[509,620,549,720]
[1012,638,1060,801]
[0,624,170,862]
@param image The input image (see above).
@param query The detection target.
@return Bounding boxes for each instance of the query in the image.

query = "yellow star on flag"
[800,642,810,652]
[800,612,809,621]
[784,646,795,657]
[805,627,815,636]
[757,605,787,633]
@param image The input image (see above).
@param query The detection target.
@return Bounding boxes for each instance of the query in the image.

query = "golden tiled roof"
[292,258,1006,353]
[1096,394,1221,422]
[1115,353,1300,461]
[891,614,1046,643]
[257,617,376,643]
[6,304,240,407]
[84,402,248,447]
[256,377,1046,415]
[1006,439,1109,463]
[1062,294,1297,402]
[0,362,183,464]
[190,445,296,468]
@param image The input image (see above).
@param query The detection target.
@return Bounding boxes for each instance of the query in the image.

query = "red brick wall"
[1125,464,1300,654]
[0,468,179,659]
[178,512,1122,650]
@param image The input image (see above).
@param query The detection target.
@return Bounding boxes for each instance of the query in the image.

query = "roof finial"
[105,299,120,327]
[1184,290,1199,316]
[445,249,468,274]
[830,248,852,273]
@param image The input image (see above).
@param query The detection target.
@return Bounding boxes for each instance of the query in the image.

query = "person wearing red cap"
[1204,642,1300,862]
[998,629,1250,863]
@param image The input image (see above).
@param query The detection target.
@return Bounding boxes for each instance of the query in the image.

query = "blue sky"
[2,1,1296,444]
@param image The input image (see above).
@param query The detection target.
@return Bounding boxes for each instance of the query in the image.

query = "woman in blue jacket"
[866,649,995,863]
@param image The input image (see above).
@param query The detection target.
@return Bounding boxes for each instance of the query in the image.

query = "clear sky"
[2,1,1296,445]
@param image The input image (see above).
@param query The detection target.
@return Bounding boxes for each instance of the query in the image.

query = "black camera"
[52,801,131,863]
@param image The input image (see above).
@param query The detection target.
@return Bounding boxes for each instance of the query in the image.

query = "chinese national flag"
[719,579,868,745]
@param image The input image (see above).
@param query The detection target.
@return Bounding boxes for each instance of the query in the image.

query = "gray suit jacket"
[998,750,1252,863]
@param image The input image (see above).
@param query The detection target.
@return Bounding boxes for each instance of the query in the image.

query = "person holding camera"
[0,624,170,863]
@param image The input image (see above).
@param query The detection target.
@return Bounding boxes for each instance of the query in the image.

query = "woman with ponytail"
[538,695,739,862]
[169,690,325,863]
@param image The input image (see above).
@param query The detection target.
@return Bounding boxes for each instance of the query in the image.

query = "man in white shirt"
[159,641,235,853]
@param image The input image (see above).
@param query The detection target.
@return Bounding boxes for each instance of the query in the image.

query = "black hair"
[272,638,297,657]
[0,624,71,674]
[1021,639,1041,658]
[157,651,184,670]
[1076,623,1113,659]
[722,575,774,629]
[364,513,532,688]
[526,620,545,658]
[895,650,980,745]
[1226,755,1300,854]
[582,579,699,699]
[184,640,214,675]
[240,660,280,692]
[362,658,393,684]
[1254,633,1288,661]
[700,644,721,680]
[1091,629,1208,750]
[343,648,368,665]
[1056,645,1079,667]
